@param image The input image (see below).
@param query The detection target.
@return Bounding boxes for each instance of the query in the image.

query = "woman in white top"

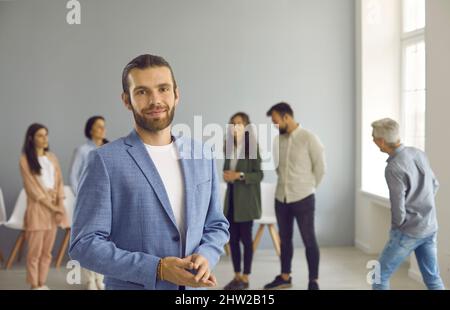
[69,116,108,290]
[19,123,68,290]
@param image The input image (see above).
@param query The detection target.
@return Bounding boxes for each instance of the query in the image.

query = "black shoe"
[308,281,320,290]
[263,275,292,290]
[224,279,248,290]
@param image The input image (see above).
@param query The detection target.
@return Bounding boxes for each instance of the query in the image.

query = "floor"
[0,247,424,290]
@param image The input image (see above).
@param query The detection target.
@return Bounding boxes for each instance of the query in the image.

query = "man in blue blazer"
[69,54,230,290]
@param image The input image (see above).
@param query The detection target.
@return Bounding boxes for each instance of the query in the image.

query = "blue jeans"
[373,229,445,290]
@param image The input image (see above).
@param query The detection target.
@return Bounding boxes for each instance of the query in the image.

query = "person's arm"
[385,167,407,228]
[19,156,55,212]
[433,175,440,196]
[273,135,280,175]
[192,153,230,270]
[69,147,84,195]
[309,133,326,187]
[52,154,65,211]
[69,150,161,289]
[51,154,69,227]
[242,149,264,185]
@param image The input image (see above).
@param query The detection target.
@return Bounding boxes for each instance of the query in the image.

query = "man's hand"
[185,254,217,287]
[160,257,215,288]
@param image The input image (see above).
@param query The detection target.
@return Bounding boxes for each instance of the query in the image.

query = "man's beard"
[131,103,175,132]
[279,124,288,135]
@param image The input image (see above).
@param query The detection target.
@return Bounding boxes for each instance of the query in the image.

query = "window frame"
[400,0,426,151]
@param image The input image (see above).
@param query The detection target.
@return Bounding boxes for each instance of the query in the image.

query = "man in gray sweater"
[371,118,444,290]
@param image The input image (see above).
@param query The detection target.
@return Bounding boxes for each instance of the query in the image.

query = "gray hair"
[371,118,401,145]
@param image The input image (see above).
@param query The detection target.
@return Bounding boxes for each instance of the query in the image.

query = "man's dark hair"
[266,102,294,118]
[121,54,177,96]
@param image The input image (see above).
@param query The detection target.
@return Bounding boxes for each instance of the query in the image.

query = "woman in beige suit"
[20,123,68,290]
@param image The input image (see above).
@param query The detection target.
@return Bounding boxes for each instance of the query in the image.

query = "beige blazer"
[19,152,69,231]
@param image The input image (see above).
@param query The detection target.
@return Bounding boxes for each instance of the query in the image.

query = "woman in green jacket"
[223,112,263,290]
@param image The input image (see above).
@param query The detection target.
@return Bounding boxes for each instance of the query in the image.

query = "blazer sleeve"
[69,150,161,289]
[243,149,264,185]
[19,156,46,203]
[193,151,230,269]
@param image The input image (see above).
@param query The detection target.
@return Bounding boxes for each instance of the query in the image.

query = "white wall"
[425,0,450,287]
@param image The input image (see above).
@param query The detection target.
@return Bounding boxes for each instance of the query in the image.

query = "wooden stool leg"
[224,243,230,256]
[55,228,71,269]
[5,231,25,269]
[16,237,26,263]
[252,224,265,254]
[268,224,281,257]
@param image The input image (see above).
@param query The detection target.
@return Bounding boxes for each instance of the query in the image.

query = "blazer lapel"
[124,130,178,230]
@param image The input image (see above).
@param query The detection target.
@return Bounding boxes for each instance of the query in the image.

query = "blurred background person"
[223,112,263,290]
[264,102,325,290]
[69,116,108,290]
[20,123,68,290]
[371,118,444,290]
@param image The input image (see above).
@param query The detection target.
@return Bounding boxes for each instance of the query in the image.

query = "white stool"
[221,182,280,257]
[0,188,6,225]
[253,183,280,256]
[4,189,27,269]
[0,188,7,265]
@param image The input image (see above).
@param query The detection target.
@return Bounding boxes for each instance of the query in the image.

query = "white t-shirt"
[38,156,55,189]
[145,142,186,249]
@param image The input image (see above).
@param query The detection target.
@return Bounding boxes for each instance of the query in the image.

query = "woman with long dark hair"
[223,112,263,290]
[69,115,108,290]
[20,123,68,290]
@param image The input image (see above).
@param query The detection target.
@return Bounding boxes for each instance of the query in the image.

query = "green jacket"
[223,153,263,222]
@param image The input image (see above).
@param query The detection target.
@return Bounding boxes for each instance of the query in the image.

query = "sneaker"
[87,280,98,290]
[263,275,292,290]
[96,279,105,290]
[224,279,249,290]
[31,285,50,290]
[308,281,320,290]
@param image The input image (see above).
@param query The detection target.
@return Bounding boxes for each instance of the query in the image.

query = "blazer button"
[172,236,180,242]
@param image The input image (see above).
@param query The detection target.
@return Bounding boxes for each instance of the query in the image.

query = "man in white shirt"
[70,54,229,290]
[264,102,326,290]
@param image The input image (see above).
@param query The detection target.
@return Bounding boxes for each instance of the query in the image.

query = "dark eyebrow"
[133,86,150,92]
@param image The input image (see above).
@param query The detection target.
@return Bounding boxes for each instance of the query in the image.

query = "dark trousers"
[275,194,320,281]
[227,185,254,275]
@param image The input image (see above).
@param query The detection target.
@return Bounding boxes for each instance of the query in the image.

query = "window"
[402,0,425,33]
[360,0,426,198]
[401,0,426,150]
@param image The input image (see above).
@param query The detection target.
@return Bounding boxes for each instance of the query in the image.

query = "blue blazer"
[69,130,230,290]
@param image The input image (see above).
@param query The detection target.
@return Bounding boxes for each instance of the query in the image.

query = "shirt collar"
[387,144,405,162]
[87,139,97,148]
[282,124,301,138]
